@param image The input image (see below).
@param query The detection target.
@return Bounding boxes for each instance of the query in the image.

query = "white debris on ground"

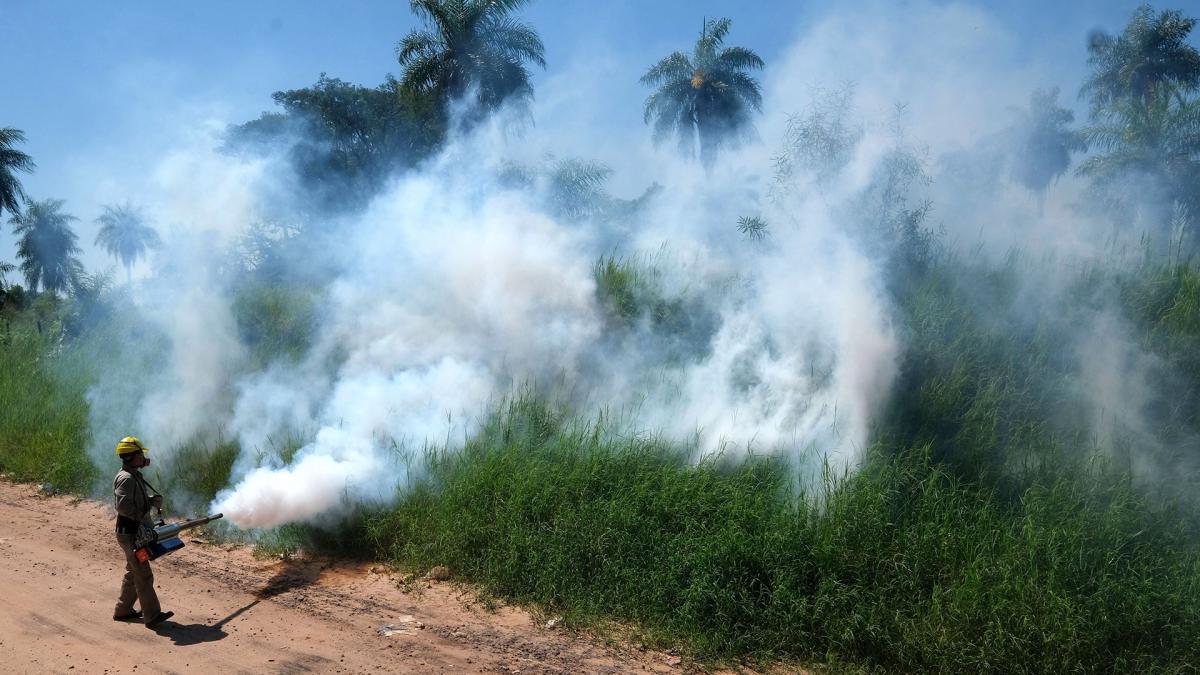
[377,615,423,636]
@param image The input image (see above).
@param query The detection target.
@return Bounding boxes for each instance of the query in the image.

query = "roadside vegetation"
[4,2,1200,672]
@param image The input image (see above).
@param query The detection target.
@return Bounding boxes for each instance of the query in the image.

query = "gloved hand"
[150,495,164,509]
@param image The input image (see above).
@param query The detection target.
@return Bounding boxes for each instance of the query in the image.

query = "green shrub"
[232,282,317,366]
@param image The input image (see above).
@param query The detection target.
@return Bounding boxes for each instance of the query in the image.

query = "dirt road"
[0,478,682,674]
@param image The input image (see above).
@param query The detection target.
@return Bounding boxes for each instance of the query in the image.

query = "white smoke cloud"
[90,0,1146,529]
[83,125,269,467]
[194,94,906,526]
[210,147,609,524]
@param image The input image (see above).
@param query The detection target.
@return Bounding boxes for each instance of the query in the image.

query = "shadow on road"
[154,621,227,645]
[152,559,323,644]
[153,598,261,645]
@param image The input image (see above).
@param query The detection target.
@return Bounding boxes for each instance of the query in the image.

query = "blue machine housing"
[146,537,185,560]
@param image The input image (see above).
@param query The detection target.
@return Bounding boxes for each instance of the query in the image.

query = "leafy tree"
[232,219,315,283]
[770,84,862,200]
[10,199,83,295]
[1010,87,1086,211]
[95,203,161,284]
[0,128,35,219]
[861,111,935,274]
[641,17,764,168]
[226,75,444,215]
[396,0,546,124]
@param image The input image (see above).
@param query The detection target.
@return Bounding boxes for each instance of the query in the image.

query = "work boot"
[145,610,174,629]
[113,610,143,622]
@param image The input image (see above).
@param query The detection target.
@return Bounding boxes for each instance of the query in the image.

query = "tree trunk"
[697,121,716,173]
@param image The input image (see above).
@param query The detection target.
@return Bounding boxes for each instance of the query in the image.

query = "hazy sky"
[0,0,1168,263]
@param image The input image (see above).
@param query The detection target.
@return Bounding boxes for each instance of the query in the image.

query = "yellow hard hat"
[115,436,149,457]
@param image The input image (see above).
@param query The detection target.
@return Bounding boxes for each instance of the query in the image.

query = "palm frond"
[643,80,693,125]
[410,0,457,29]
[725,71,763,111]
[640,52,692,88]
[401,52,451,93]
[696,17,730,56]
[471,0,531,16]
[0,128,29,146]
[716,46,764,72]
[0,127,36,216]
[482,16,546,68]
[396,30,439,65]
[704,17,732,43]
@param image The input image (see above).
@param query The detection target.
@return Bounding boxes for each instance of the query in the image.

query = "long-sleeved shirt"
[113,468,151,532]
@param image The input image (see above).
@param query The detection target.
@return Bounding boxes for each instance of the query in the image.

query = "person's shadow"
[151,559,323,645]
[152,600,258,644]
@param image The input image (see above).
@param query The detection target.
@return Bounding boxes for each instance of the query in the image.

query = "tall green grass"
[365,396,1200,672]
[154,436,240,511]
[0,317,95,491]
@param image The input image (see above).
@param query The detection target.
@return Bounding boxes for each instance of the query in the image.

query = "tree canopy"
[1010,87,1086,206]
[226,74,444,216]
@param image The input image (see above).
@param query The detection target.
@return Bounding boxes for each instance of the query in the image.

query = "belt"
[115,515,140,534]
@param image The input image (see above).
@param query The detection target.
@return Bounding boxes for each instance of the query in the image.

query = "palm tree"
[1011,87,1086,213]
[1078,6,1200,233]
[95,203,161,284]
[1081,5,1200,114]
[500,155,614,220]
[641,17,764,168]
[1078,89,1200,206]
[0,128,35,219]
[10,199,83,295]
[396,0,545,124]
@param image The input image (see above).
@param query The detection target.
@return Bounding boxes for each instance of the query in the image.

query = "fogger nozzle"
[153,512,223,540]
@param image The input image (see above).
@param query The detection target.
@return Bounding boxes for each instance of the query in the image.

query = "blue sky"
[0,0,1172,259]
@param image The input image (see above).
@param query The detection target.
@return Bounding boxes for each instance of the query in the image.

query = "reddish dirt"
[0,477,707,674]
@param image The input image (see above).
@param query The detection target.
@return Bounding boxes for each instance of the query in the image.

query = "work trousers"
[114,532,161,624]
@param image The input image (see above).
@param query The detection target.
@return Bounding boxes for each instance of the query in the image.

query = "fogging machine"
[134,513,224,562]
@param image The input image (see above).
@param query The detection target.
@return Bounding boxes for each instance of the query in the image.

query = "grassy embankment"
[2,257,1200,672]
[0,303,95,490]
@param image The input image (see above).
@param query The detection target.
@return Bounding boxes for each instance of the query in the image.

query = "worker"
[112,436,173,629]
